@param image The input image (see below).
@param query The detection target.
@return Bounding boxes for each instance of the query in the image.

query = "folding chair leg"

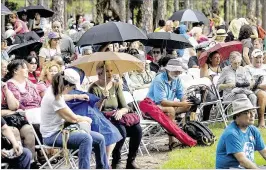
[29,124,53,169]
[141,140,150,156]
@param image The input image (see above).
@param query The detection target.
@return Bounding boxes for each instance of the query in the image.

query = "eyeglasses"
[29,62,37,65]
[52,38,60,41]
[53,26,60,28]
[152,51,160,54]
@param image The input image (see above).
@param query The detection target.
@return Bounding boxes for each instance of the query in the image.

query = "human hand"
[83,116,92,124]
[113,110,124,120]
[258,84,266,90]
[13,143,23,157]
[179,100,193,108]
[76,94,90,101]
[2,82,8,92]
[1,150,8,158]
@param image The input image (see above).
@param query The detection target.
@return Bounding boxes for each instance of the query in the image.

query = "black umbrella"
[7,40,42,59]
[1,4,12,15]
[17,5,54,19]
[169,9,209,25]
[77,22,147,47]
[146,32,193,49]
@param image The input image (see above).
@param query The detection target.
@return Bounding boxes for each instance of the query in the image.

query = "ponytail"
[52,71,75,96]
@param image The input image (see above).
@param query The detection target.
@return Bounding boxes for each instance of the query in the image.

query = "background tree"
[184,0,189,9]
[246,0,255,18]
[224,0,229,24]
[173,0,179,12]
[52,0,65,29]
[155,0,166,28]
[118,0,126,22]
[141,0,153,33]
[262,0,266,29]
[255,0,260,21]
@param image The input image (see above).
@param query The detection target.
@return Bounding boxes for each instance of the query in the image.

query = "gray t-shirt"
[40,87,66,138]
[60,34,75,59]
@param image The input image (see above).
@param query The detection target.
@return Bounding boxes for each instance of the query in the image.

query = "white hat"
[63,69,81,90]
[231,98,259,116]
[216,29,228,37]
[251,49,263,58]
[165,59,187,72]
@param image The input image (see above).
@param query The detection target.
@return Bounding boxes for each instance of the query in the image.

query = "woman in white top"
[40,69,108,169]
[39,32,61,67]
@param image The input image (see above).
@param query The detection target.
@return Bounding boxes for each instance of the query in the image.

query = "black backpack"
[183,121,216,146]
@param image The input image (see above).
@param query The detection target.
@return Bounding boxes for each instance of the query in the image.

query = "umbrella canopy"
[146,32,193,49]
[17,5,54,19]
[76,22,147,47]
[1,4,12,15]
[198,41,243,67]
[169,9,209,25]
[7,40,42,59]
[71,52,144,76]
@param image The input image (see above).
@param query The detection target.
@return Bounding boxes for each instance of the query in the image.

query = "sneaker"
[126,160,140,169]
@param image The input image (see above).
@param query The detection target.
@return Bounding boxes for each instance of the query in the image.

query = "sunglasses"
[152,51,160,54]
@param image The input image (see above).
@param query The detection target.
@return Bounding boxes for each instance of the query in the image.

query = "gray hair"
[229,51,242,63]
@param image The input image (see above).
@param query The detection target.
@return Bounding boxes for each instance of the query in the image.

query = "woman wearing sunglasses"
[25,55,40,84]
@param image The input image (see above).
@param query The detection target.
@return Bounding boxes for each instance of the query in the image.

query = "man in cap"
[147,58,193,148]
[216,98,266,169]
[52,21,75,63]
[245,49,266,128]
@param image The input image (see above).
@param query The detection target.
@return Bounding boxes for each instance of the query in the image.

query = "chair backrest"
[123,91,134,104]
[132,88,149,102]
[25,108,42,124]
[187,68,200,79]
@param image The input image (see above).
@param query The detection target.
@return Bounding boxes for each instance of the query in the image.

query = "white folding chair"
[25,108,78,169]
[187,68,200,79]
[1,163,9,169]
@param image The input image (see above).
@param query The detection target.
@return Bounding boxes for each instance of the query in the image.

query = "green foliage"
[161,124,266,169]
[66,0,93,15]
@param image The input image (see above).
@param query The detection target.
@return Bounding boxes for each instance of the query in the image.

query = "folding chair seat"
[25,108,79,169]
[187,68,200,79]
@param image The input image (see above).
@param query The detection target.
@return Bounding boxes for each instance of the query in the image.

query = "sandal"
[169,142,179,151]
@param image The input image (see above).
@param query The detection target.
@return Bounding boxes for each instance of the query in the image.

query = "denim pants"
[43,131,109,169]
[2,148,32,169]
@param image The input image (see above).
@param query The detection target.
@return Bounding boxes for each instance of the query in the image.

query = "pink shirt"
[7,80,41,110]
[14,19,29,34]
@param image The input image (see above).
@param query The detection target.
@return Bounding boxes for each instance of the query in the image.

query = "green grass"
[161,123,266,169]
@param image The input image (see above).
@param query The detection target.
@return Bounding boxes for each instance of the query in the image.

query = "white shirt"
[245,64,266,85]
[39,47,61,61]
[40,87,66,138]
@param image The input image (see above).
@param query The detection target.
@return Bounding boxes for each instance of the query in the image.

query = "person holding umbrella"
[28,12,46,37]
[89,61,142,169]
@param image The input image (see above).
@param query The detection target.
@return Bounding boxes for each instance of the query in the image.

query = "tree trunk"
[262,0,266,30]
[96,0,105,24]
[118,0,126,22]
[91,0,96,22]
[38,0,43,5]
[184,0,189,9]
[155,0,166,28]
[2,0,5,32]
[255,0,260,20]
[233,0,237,19]
[126,0,132,22]
[237,0,242,18]
[224,0,229,24]
[52,0,65,29]
[141,0,153,34]
[174,0,179,12]
[246,0,255,18]
[212,0,219,14]
[27,0,35,6]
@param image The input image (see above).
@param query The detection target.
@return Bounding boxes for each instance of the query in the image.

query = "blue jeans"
[2,148,32,169]
[43,131,109,169]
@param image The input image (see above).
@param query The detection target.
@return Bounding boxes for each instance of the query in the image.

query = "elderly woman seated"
[245,49,266,128]
[128,60,156,90]
[89,61,142,169]
[217,51,257,107]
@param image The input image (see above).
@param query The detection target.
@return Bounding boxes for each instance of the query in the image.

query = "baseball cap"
[48,31,61,39]
[251,49,263,58]
[63,69,81,90]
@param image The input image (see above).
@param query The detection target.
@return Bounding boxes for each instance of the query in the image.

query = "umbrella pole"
[99,61,107,111]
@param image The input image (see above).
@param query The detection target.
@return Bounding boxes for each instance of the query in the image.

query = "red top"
[14,19,29,34]
[28,68,41,84]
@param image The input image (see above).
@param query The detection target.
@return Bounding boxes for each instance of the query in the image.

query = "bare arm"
[14,22,23,34]
[39,57,45,68]
[1,110,16,116]
[56,108,91,124]
[161,100,192,108]
[242,47,251,65]
[259,148,266,160]
[2,124,19,147]
[3,86,19,111]
[233,152,258,169]
[200,64,209,78]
